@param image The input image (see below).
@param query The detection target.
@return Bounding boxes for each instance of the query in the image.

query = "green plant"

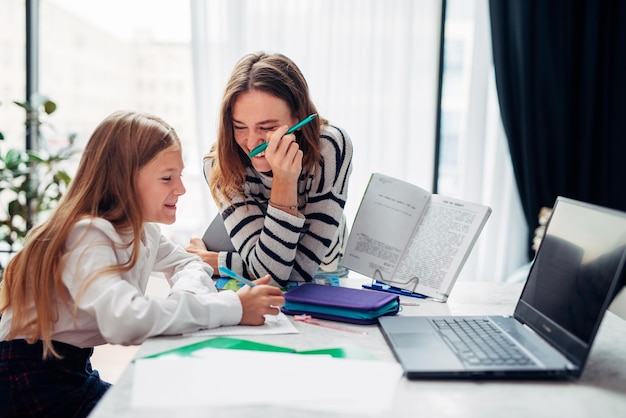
[0,97,77,264]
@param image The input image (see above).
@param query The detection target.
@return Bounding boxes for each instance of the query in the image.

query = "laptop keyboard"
[432,318,535,367]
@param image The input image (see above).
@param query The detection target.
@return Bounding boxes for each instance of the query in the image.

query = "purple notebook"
[281,283,400,325]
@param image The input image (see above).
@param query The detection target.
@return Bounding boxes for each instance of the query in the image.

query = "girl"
[0,111,284,418]
[186,52,353,286]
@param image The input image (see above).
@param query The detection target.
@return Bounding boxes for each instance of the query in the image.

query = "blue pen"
[362,280,427,299]
[248,113,317,157]
[218,266,257,287]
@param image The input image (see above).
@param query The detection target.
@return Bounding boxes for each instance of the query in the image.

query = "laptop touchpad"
[389,331,463,370]
[390,332,432,348]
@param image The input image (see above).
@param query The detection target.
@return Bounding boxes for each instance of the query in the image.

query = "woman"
[187,52,353,286]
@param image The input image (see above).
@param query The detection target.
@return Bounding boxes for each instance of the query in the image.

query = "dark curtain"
[489,0,626,260]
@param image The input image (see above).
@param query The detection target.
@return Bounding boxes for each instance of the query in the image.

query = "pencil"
[218,266,257,287]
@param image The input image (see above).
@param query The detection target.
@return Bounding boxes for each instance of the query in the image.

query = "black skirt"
[0,339,111,418]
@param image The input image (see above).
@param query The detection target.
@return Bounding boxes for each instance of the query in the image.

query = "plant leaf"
[43,100,57,115]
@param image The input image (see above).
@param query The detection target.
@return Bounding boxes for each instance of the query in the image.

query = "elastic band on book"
[294,315,369,335]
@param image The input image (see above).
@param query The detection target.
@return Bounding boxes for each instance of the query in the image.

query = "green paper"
[140,337,295,359]
[139,337,377,361]
[297,347,377,360]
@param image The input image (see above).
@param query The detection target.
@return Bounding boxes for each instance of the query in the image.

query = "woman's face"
[231,90,297,173]
[135,148,186,224]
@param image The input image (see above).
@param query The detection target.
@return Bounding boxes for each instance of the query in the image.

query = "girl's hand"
[237,275,286,325]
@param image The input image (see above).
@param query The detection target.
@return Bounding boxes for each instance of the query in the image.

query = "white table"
[88,281,626,418]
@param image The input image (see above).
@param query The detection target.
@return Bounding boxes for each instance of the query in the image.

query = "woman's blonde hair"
[0,110,181,358]
[208,52,325,203]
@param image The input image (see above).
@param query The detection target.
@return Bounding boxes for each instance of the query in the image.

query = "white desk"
[88,281,626,418]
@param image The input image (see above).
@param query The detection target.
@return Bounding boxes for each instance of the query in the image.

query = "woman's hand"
[185,237,219,271]
[264,125,303,183]
[237,275,286,325]
[264,126,302,214]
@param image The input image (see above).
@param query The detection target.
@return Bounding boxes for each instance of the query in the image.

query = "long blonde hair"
[208,52,325,203]
[0,111,181,358]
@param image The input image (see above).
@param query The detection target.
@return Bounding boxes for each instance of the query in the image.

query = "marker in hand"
[218,266,257,287]
[219,266,283,313]
[248,113,317,158]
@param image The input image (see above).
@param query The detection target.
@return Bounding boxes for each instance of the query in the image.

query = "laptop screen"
[516,197,626,362]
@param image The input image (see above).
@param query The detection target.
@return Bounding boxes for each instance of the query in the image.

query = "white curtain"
[440,0,528,282]
[190,0,442,221]
[190,0,528,283]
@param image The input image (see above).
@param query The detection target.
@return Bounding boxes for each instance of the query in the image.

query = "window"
[3,0,526,282]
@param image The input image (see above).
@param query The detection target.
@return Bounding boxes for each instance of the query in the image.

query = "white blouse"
[0,218,242,348]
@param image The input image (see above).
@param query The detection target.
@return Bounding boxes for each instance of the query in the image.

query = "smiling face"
[135,148,186,224]
[231,90,297,173]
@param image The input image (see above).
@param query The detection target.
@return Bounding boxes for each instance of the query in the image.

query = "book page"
[393,195,491,300]
[342,173,431,279]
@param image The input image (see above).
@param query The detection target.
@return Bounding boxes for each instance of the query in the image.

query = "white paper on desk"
[131,348,402,415]
[183,312,298,337]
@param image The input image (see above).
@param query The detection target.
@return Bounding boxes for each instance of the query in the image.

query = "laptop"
[378,196,626,379]
[202,214,235,252]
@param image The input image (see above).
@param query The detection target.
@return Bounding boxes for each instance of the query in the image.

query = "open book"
[342,173,492,301]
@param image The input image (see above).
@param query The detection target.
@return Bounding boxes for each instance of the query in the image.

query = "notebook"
[378,196,626,379]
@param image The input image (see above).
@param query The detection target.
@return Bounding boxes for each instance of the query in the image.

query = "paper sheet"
[131,348,402,415]
[183,312,298,337]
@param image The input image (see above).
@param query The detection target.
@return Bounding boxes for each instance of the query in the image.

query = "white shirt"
[0,218,243,348]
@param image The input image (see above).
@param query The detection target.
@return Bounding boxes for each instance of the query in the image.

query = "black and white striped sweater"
[204,124,353,286]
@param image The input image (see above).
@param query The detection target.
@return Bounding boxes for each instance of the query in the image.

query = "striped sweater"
[204,124,353,286]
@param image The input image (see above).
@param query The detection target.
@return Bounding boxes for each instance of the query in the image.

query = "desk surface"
[89,281,626,418]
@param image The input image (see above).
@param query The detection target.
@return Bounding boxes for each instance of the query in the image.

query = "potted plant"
[0,96,77,275]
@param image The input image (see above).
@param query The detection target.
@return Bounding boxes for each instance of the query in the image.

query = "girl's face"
[135,148,186,224]
[231,90,297,173]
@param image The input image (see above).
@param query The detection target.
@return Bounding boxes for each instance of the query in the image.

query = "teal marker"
[248,113,317,158]
[218,266,257,287]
